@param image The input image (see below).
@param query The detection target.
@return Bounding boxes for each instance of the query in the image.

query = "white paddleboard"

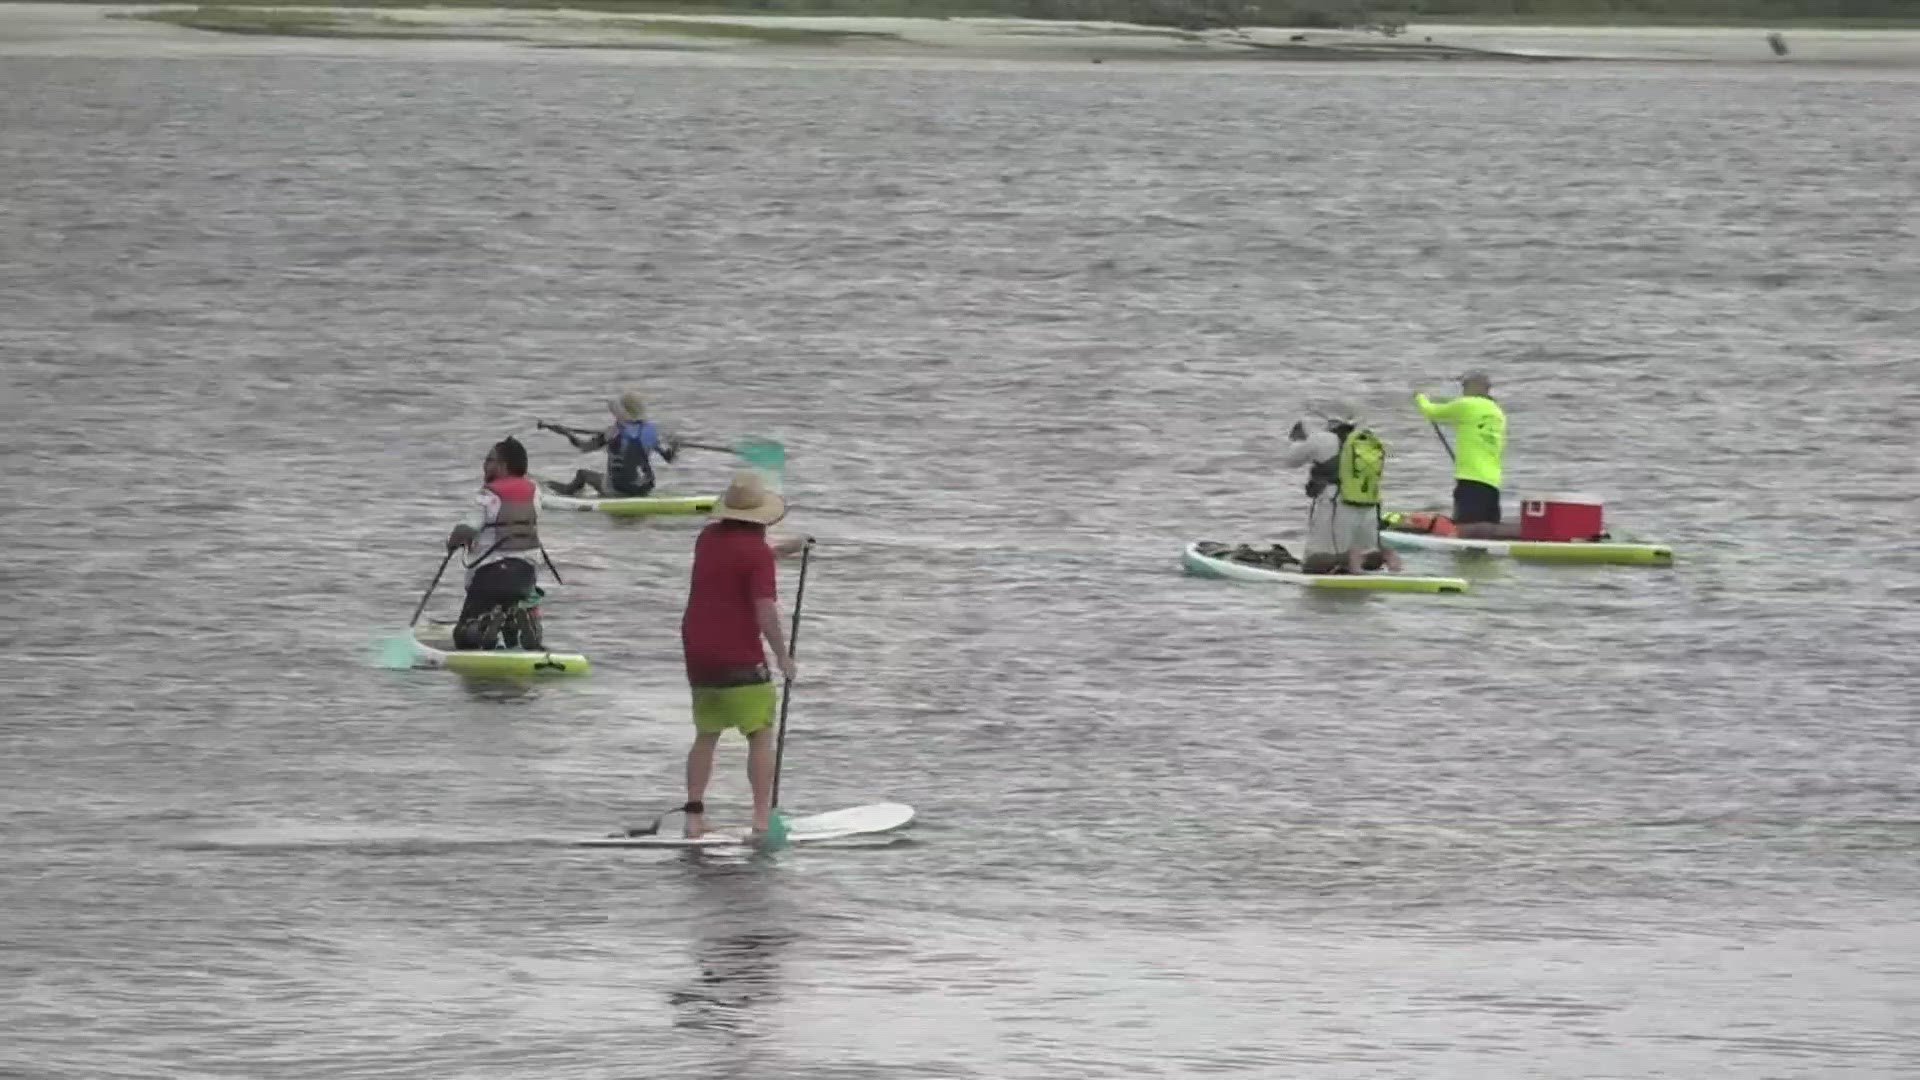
[578,802,915,849]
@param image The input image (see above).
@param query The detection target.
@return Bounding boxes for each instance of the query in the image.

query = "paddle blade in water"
[372,632,418,671]
[758,809,791,852]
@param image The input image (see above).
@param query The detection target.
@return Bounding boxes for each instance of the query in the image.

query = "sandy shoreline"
[4,2,1919,65]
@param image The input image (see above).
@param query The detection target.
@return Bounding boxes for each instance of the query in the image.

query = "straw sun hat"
[608,391,647,422]
[711,470,787,527]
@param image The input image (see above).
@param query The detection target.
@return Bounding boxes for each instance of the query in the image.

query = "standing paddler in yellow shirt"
[1414,370,1517,540]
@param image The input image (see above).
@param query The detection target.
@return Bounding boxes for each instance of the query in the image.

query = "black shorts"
[458,559,536,624]
[604,469,655,498]
[1452,480,1502,525]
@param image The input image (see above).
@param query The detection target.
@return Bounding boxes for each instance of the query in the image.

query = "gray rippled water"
[3,28,1918,1079]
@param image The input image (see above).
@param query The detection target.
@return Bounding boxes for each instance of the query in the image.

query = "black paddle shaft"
[770,540,814,809]
[408,549,456,629]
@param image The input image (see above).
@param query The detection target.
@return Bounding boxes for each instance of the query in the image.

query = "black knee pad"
[510,607,543,651]
[1301,553,1345,575]
[454,610,501,650]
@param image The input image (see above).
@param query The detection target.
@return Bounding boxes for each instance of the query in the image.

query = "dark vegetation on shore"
[125,5,908,40]
[914,0,1916,30]
[88,0,1920,32]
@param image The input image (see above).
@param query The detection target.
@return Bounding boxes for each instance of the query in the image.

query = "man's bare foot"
[683,813,707,839]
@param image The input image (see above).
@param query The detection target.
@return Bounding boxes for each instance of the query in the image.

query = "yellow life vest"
[1335,426,1385,507]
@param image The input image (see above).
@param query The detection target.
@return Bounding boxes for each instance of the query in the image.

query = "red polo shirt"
[681,521,777,682]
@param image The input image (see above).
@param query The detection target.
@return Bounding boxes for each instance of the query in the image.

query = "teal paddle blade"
[735,439,785,484]
[372,632,418,670]
[757,809,791,852]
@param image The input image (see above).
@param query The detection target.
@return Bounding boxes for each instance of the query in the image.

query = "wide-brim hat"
[711,470,787,526]
[609,391,647,422]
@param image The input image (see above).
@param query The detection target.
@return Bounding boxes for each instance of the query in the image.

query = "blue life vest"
[606,420,661,492]
[613,420,660,454]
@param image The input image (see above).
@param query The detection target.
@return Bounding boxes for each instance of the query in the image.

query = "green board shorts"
[690,680,777,736]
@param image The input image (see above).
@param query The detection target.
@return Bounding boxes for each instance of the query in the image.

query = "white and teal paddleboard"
[1182,541,1468,594]
[578,802,915,849]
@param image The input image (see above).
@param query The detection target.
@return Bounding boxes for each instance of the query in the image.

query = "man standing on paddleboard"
[1415,371,1512,539]
[1280,405,1403,575]
[679,470,809,840]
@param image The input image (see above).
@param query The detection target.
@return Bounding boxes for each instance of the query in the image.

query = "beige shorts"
[1308,500,1381,556]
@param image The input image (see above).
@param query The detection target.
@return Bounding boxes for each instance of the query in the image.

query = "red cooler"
[1520,493,1604,542]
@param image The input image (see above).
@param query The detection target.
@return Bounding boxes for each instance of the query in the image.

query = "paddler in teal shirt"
[1414,370,1517,539]
[539,390,679,498]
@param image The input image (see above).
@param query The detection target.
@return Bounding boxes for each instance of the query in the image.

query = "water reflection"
[457,679,543,702]
[669,863,792,1041]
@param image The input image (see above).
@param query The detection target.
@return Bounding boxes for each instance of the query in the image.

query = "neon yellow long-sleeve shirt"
[1415,393,1506,488]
